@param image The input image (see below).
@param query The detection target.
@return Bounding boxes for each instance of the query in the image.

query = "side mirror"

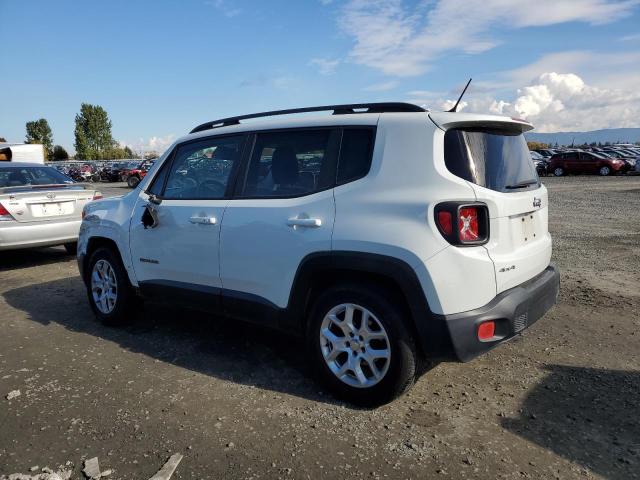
[141,204,159,229]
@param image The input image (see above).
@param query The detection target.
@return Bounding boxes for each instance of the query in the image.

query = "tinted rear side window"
[337,128,375,185]
[240,129,340,198]
[444,128,539,193]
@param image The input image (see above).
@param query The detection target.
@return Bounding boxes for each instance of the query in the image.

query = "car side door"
[128,134,247,306]
[218,128,341,325]
[579,152,597,174]
[563,152,579,173]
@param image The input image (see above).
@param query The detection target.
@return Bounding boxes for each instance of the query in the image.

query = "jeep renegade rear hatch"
[435,117,552,295]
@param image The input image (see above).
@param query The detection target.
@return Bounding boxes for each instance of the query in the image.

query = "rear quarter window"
[337,128,375,185]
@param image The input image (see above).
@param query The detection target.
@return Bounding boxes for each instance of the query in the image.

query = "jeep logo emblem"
[533,197,541,208]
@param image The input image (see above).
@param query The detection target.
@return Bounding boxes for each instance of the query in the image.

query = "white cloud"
[619,32,640,41]
[510,72,640,131]
[121,134,176,155]
[364,81,399,92]
[337,0,639,76]
[416,72,640,132]
[204,0,242,18]
[505,50,640,88]
[309,57,341,75]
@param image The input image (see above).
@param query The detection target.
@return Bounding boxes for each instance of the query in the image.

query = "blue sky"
[1,0,639,154]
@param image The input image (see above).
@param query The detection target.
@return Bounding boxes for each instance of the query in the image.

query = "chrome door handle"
[189,215,217,225]
[287,217,322,228]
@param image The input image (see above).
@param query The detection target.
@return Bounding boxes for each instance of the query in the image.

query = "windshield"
[0,166,74,187]
[444,128,539,193]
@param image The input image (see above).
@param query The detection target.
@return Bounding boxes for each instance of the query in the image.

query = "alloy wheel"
[319,303,391,388]
[91,259,118,314]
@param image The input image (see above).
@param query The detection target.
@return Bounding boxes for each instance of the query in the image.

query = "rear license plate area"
[30,201,74,217]
[519,214,536,243]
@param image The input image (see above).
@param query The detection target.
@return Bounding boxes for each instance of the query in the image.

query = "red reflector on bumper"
[477,321,495,341]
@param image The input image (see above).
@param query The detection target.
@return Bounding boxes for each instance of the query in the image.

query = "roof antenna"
[447,78,472,112]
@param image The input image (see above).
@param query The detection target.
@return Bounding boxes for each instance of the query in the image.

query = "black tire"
[86,247,136,326]
[63,242,77,255]
[127,175,140,188]
[599,165,611,176]
[307,283,417,407]
[553,167,564,177]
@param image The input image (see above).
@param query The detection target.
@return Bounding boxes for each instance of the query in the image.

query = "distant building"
[0,143,45,163]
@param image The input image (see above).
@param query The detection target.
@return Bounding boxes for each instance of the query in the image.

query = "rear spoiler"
[0,183,93,195]
[429,112,534,133]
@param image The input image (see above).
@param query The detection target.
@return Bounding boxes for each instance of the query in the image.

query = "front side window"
[240,129,339,198]
[444,128,539,193]
[161,136,244,200]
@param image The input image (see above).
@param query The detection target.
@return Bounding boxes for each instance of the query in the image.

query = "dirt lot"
[1,177,639,479]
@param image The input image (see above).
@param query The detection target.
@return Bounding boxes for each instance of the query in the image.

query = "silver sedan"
[0,162,102,252]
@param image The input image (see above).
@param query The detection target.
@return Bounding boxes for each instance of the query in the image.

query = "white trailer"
[0,143,45,164]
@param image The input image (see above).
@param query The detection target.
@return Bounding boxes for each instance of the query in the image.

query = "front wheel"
[553,167,565,177]
[599,166,611,176]
[86,247,136,326]
[307,284,417,406]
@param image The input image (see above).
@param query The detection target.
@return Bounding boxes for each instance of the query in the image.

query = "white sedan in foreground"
[0,162,102,252]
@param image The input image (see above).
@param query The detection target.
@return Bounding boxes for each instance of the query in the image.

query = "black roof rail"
[189,102,426,134]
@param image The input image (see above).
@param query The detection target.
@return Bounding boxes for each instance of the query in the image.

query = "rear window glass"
[444,128,539,192]
[0,166,74,187]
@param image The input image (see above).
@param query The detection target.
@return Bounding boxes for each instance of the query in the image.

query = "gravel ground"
[1,177,639,479]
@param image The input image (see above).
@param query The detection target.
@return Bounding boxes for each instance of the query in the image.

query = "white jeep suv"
[78,103,560,406]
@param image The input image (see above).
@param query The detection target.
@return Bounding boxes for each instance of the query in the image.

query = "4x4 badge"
[533,197,541,208]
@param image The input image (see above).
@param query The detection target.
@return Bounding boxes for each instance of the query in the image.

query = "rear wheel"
[86,247,136,326]
[553,167,564,177]
[599,166,611,176]
[307,284,417,406]
[127,175,140,188]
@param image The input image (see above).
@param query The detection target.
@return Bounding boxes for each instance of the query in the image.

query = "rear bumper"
[0,219,80,250]
[438,264,560,362]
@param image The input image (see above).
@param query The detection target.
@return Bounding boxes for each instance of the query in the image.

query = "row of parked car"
[530,145,640,176]
[48,159,156,187]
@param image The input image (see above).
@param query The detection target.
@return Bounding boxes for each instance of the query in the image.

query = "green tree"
[527,141,549,150]
[25,119,54,159]
[0,137,6,142]
[100,145,138,160]
[52,145,69,160]
[74,103,116,159]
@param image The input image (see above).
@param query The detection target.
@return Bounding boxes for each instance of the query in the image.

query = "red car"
[122,160,155,188]
[548,151,628,176]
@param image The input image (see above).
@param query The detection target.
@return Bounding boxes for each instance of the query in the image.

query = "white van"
[0,144,45,164]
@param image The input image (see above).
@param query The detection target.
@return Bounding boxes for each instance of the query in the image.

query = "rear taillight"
[93,191,103,200]
[437,211,453,236]
[0,202,15,221]
[435,202,489,246]
[458,207,479,242]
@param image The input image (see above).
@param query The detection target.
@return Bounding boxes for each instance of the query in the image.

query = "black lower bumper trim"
[439,264,560,362]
